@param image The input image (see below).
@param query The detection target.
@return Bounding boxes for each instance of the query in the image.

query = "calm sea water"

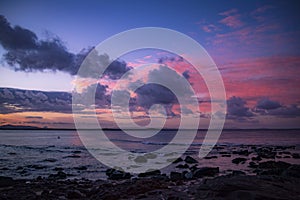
[0,129,299,179]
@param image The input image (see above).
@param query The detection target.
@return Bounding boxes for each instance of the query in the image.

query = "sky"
[0,0,300,129]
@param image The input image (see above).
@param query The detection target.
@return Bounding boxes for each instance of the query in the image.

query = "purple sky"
[0,0,300,129]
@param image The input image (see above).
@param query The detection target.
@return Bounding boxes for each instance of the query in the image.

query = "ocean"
[0,129,299,180]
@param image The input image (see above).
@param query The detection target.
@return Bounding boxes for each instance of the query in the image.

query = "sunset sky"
[0,0,300,129]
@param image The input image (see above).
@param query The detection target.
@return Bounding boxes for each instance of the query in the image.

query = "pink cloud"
[219,8,238,16]
[202,24,218,33]
[219,15,243,28]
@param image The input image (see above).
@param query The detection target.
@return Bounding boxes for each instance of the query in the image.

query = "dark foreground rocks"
[1,164,300,200]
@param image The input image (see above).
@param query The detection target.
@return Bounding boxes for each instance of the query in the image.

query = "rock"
[282,164,300,178]
[256,161,292,175]
[0,176,15,187]
[54,167,64,171]
[65,154,81,158]
[74,166,87,170]
[232,150,251,156]
[232,157,247,164]
[67,190,85,199]
[72,150,82,154]
[292,153,300,159]
[144,153,157,159]
[43,158,58,162]
[184,156,198,164]
[172,157,183,163]
[251,156,262,161]
[134,156,147,163]
[258,161,291,169]
[48,171,67,179]
[106,168,132,180]
[256,148,276,159]
[231,170,246,176]
[248,161,258,168]
[183,171,193,179]
[196,174,300,199]
[221,154,231,157]
[170,171,182,180]
[27,164,47,169]
[175,164,189,169]
[204,156,218,159]
[138,170,161,177]
[193,167,219,178]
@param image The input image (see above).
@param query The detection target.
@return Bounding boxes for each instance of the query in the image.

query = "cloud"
[0,85,110,114]
[158,56,183,64]
[256,99,281,110]
[0,87,72,114]
[25,116,43,119]
[227,96,253,119]
[202,24,218,33]
[267,105,300,118]
[219,9,238,16]
[0,15,131,80]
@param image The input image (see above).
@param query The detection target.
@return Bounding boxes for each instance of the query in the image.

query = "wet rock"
[282,164,300,178]
[134,156,147,163]
[232,150,250,156]
[251,156,262,161]
[193,167,219,178]
[258,161,291,169]
[248,161,258,168]
[72,150,82,154]
[172,157,183,163]
[170,171,182,180]
[27,164,47,169]
[49,171,67,179]
[256,148,276,159]
[138,170,161,177]
[54,167,64,171]
[74,166,87,170]
[144,153,157,159]
[204,156,218,159]
[221,154,231,157]
[184,156,198,164]
[106,168,132,180]
[256,161,292,175]
[0,176,15,187]
[175,164,189,169]
[231,170,246,176]
[67,189,85,199]
[232,157,247,164]
[183,171,193,179]
[292,153,300,159]
[43,158,58,162]
[65,154,81,158]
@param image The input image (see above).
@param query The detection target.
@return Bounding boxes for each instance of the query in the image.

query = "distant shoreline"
[0,125,299,131]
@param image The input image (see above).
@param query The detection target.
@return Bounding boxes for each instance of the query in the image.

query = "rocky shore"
[1,158,300,199]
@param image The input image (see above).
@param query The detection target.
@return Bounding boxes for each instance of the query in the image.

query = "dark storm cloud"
[0,85,110,114]
[227,96,253,119]
[0,15,131,80]
[0,88,72,114]
[256,99,281,110]
[266,105,300,118]
[135,84,177,109]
